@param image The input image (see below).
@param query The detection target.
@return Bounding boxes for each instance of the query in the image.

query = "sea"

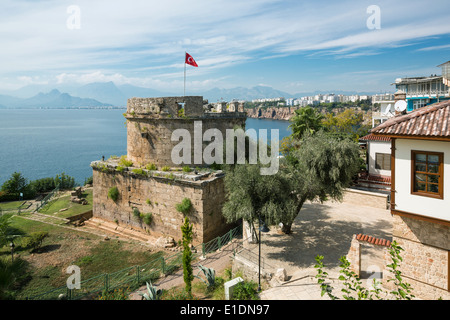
[0,109,291,185]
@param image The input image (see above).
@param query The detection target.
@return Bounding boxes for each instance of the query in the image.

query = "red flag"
[185,52,198,67]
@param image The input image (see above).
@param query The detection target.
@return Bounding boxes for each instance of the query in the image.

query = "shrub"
[161,166,170,171]
[116,166,125,172]
[98,287,130,300]
[133,207,140,218]
[23,231,48,252]
[176,198,192,215]
[182,166,192,173]
[232,280,260,300]
[146,163,157,171]
[108,187,119,202]
[143,213,153,225]
[146,199,152,205]
[118,155,133,167]
[132,168,146,176]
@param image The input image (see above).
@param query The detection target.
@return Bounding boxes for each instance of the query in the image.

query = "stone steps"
[83,217,157,243]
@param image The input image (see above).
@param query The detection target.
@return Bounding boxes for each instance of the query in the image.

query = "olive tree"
[222,131,359,234]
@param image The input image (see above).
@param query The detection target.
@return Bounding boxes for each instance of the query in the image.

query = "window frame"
[375,152,391,171]
[411,150,444,199]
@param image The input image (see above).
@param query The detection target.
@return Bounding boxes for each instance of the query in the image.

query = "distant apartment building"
[371,93,395,127]
[393,61,450,111]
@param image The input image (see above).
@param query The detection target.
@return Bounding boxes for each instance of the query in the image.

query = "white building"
[371,99,450,299]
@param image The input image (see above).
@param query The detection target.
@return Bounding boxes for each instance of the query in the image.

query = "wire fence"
[25,223,242,300]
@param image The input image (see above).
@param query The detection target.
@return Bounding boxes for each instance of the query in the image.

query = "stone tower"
[91,96,246,244]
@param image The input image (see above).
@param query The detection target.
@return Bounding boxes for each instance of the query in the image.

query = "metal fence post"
[161,257,166,274]
[104,273,109,292]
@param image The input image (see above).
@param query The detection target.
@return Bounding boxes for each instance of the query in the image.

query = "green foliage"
[132,207,141,218]
[146,163,157,171]
[321,109,370,142]
[98,287,130,300]
[288,106,324,139]
[210,162,222,170]
[0,172,35,200]
[195,265,216,289]
[116,166,125,172]
[140,281,162,300]
[22,231,48,252]
[232,280,260,300]
[143,213,153,225]
[181,217,194,298]
[314,241,415,300]
[0,213,14,248]
[1,172,28,195]
[176,198,192,216]
[118,155,133,167]
[108,187,119,202]
[84,176,93,185]
[132,168,146,176]
[182,166,192,173]
[146,199,152,205]
[161,166,170,171]
[0,257,27,300]
[386,241,415,300]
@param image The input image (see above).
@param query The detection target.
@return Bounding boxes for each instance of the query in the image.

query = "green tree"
[222,131,359,234]
[322,109,370,141]
[181,217,194,298]
[288,106,324,139]
[0,172,35,199]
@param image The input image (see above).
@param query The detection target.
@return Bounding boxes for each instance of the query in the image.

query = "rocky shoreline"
[245,106,298,121]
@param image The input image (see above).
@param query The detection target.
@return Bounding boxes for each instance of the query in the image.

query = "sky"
[1,0,450,95]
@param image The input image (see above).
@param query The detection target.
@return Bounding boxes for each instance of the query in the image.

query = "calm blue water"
[0,110,291,185]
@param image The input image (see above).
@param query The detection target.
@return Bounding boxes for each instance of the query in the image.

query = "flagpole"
[184,52,186,96]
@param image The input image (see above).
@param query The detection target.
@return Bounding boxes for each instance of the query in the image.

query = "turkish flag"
[185,52,198,67]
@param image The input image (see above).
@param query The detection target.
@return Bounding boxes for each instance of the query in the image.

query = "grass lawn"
[38,188,93,219]
[1,214,165,300]
[0,200,31,212]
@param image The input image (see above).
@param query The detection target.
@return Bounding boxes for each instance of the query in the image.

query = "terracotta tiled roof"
[359,133,391,142]
[358,173,391,183]
[370,100,450,138]
[356,233,391,247]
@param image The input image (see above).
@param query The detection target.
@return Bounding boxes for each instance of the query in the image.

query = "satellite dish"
[394,100,407,112]
[383,104,392,116]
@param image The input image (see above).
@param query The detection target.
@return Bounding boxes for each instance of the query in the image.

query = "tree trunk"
[280,197,306,234]
[281,223,292,234]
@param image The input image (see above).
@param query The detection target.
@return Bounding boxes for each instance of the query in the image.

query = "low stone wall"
[385,214,450,300]
[343,188,389,210]
[66,210,93,223]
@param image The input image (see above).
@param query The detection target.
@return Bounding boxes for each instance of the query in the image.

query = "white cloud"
[1,0,450,92]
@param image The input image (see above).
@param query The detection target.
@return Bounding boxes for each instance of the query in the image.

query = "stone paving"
[129,193,393,300]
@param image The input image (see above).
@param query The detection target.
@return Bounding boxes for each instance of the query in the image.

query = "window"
[411,151,444,199]
[413,99,428,110]
[375,153,391,170]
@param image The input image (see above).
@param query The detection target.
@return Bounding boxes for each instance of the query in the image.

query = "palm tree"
[0,257,25,299]
[289,106,324,139]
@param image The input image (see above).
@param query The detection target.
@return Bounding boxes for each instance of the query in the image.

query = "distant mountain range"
[0,81,380,108]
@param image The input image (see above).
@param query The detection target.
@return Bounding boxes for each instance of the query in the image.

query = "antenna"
[394,100,407,113]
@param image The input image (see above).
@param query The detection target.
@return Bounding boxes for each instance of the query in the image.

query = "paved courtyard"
[252,195,393,299]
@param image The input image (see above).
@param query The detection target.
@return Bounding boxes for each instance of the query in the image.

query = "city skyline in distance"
[1,0,450,96]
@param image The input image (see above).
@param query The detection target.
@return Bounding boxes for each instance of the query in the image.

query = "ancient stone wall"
[383,214,449,300]
[92,165,233,245]
[125,97,246,167]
